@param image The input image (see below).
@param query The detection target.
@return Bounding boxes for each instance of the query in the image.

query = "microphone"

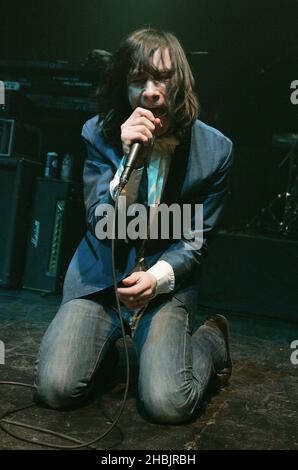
[118,141,142,193]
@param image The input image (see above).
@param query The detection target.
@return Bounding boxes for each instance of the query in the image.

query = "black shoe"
[107,344,120,370]
[204,314,232,386]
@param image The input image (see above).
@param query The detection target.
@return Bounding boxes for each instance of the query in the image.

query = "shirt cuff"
[147,260,175,296]
[110,156,144,205]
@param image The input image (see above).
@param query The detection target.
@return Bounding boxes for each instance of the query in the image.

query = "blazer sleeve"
[82,124,117,237]
[160,141,234,290]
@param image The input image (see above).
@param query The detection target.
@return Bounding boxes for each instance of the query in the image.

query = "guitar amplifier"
[0,157,42,287]
[23,177,86,293]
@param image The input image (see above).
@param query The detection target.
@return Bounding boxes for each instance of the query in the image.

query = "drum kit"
[247,133,298,237]
[246,50,298,239]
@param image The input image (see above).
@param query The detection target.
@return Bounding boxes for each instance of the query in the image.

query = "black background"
[0,0,297,229]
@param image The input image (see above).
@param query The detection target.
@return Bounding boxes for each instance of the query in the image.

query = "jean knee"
[139,382,196,424]
[35,367,89,409]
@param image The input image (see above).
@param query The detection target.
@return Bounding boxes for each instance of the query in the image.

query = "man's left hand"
[117,271,157,309]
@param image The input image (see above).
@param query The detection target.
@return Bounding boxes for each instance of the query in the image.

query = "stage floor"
[0,289,297,450]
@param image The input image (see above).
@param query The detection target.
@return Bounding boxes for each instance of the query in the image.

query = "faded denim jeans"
[35,294,226,424]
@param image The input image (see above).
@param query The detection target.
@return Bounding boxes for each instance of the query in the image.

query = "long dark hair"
[96,28,199,146]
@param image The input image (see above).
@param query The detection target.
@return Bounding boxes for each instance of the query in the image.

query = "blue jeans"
[35,295,226,424]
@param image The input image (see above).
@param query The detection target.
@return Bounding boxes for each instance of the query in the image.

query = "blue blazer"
[62,116,233,316]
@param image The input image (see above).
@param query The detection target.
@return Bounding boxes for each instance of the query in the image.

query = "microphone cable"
[0,185,134,450]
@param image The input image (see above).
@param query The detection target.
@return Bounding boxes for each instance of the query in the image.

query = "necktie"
[133,161,148,270]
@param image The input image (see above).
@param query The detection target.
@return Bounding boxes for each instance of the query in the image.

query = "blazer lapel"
[161,131,191,205]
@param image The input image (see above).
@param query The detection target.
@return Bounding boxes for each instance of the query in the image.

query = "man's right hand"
[121,107,161,163]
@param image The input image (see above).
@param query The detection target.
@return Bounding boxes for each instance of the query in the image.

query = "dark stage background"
[1,0,297,222]
[0,0,297,318]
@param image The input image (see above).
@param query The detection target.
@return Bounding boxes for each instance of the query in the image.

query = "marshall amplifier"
[0,157,42,287]
[23,177,85,293]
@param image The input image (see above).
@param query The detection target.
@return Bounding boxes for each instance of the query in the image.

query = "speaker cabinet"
[23,177,85,293]
[0,157,42,287]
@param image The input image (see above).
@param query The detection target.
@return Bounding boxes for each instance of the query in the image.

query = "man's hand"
[117,271,157,309]
[121,107,161,163]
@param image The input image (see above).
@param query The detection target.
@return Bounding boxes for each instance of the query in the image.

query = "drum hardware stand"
[246,135,298,237]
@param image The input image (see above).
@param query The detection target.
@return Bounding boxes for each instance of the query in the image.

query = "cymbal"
[272,133,298,144]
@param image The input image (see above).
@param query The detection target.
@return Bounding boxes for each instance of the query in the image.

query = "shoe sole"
[209,314,233,386]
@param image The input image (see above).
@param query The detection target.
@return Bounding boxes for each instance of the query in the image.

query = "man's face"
[127,48,174,136]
